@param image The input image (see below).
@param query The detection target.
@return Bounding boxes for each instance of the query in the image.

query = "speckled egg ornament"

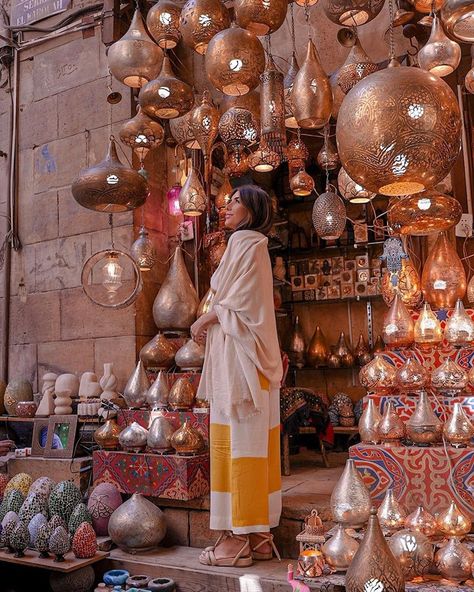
[2,512,19,551]
[48,481,82,523]
[3,490,24,518]
[87,482,122,536]
[72,522,97,558]
[49,525,71,562]
[29,476,55,498]
[10,521,30,557]
[4,473,32,497]
[0,474,10,498]
[68,503,92,535]
[48,514,67,533]
[35,522,51,558]
[19,491,48,524]
[28,513,48,548]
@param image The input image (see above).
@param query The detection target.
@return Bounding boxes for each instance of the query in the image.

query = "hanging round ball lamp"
[337,37,377,94]
[441,0,474,41]
[287,137,309,164]
[218,107,259,155]
[72,137,148,212]
[82,250,142,309]
[225,150,250,177]
[290,170,315,196]
[248,141,280,172]
[312,188,346,240]
[408,0,441,13]
[336,66,462,196]
[139,56,194,120]
[290,39,332,129]
[234,0,288,36]
[179,166,207,215]
[220,89,261,126]
[190,90,220,159]
[337,167,375,203]
[119,107,164,161]
[317,135,340,170]
[321,0,385,26]
[418,14,461,77]
[205,24,266,96]
[284,53,299,128]
[169,102,200,149]
[131,226,157,271]
[107,8,163,88]
[387,191,462,235]
[180,0,230,54]
[146,0,182,49]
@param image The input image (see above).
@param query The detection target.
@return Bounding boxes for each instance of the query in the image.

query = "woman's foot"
[199,531,253,567]
[249,532,281,560]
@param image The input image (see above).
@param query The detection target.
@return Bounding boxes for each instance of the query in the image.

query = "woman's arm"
[190,310,219,344]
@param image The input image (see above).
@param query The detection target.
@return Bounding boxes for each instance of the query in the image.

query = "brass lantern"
[336,66,462,196]
[312,189,346,240]
[169,101,200,149]
[337,166,375,203]
[317,133,340,170]
[290,170,315,196]
[260,56,287,159]
[179,166,207,216]
[220,90,261,128]
[119,107,165,162]
[235,0,288,36]
[205,24,265,96]
[321,0,385,25]
[139,56,194,120]
[226,150,250,177]
[337,37,377,94]
[290,39,332,129]
[190,90,220,160]
[284,53,299,128]
[146,0,181,49]
[180,0,230,54]
[441,0,474,42]
[418,14,461,77]
[131,226,157,271]
[107,8,163,88]
[72,137,148,212]
[218,107,259,157]
[248,140,280,172]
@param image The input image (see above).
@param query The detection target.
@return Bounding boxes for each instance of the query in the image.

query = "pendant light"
[179,165,207,216]
[316,127,339,170]
[146,0,182,49]
[381,255,423,309]
[465,47,474,93]
[284,4,300,129]
[444,299,474,347]
[119,107,164,164]
[226,150,250,177]
[337,166,375,203]
[290,170,315,197]
[131,225,157,272]
[218,107,259,160]
[382,291,415,348]
[169,98,200,149]
[287,136,309,166]
[312,187,346,240]
[441,0,474,42]
[260,53,287,160]
[139,54,194,120]
[191,90,220,162]
[322,0,385,25]
[337,37,377,94]
[180,0,230,54]
[220,89,261,127]
[248,139,280,172]
[205,24,265,96]
[289,128,313,195]
[418,14,461,77]
[414,302,443,348]
[235,0,288,36]
[108,8,163,88]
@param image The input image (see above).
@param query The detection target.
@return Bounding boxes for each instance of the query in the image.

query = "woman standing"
[191,185,283,568]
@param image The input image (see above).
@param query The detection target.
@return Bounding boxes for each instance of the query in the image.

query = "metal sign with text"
[11,0,71,28]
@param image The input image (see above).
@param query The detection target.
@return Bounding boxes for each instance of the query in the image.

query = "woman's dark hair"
[229,184,274,236]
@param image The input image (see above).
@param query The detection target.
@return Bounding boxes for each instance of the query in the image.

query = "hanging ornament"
[284,53,299,128]
[336,66,462,196]
[169,100,200,149]
[139,55,194,120]
[337,167,375,203]
[414,302,443,349]
[235,0,288,35]
[316,129,339,170]
[226,150,250,177]
[107,8,163,88]
[179,166,207,216]
[290,170,315,197]
[218,107,259,162]
[191,90,219,164]
[119,107,164,164]
[337,37,377,94]
[465,46,474,93]
[146,0,182,49]
[418,14,461,77]
[260,55,287,160]
[444,299,474,346]
[72,137,147,213]
[291,39,332,129]
[220,90,261,126]
[381,256,423,309]
[441,0,474,42]
[248,140,280,172]
[131,226,157,272]
[205,24,265,96]
[312,187,346,240]
[322,0,385,25]
[382,292,415,349]
[421,231,466,309]
[180,0,230,54]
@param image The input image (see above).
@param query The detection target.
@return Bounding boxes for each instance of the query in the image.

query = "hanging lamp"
[179,165,207,215]
[441,0,474,42]
[465,46,474,93]
[218,107,259,159]
[260,54,286,160]
[290,170,314,196]
[235,0,288,36]
[248,139,280,172]
[119,107,164,164]
[317,127,339,170]
[284,4,300,129]
[131,226,157,272]
[337,37,377,93]
[169,99,200,149]
[337,167,375,203]
[190,90,220,162]
[107,8,163,88]
[225,150,250,177]
[146,0,182,49]
[287,136,309,171]
[180,0,230,54]
[418,14,461,77]
[408,0,441,12]
[321,0,385,25]
[220,90,261,126]
[312,187,346,240]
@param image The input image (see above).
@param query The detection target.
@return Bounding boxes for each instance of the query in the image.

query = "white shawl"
[197,230,283,421]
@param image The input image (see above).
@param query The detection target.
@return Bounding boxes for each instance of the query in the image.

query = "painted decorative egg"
[4,378,33,415]
[4,473,32,497]
[49,566,95,592]
[29,477,55,498]
[28,513,48,547]
[68,503,92,535]
[1,512,19,548]
[0,474,10,498]
[87,482,122,536]
[19,491,48,524]
[49,525,71,560]
[48,514,67,532]
[48,481,82,523]
[4,490,25,516]
[35,523,51,557]
[72,522,97,558]
[9,521,30,556]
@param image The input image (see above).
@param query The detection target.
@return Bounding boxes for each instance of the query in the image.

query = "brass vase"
[168,377,195,410]
[321,524,359,571]
[118,421,148,452]
[152,247,199,331]
[345,508,405,592]
[379,401,405,446]
[436,501,472,537]
[197,288,215,317]
[359,354,396,394]
[146,371,169,409]
[140,333,177,369]
[330,459,371,528]
[93,418,122,450]
[382,292,415,349]
[123,360,150,409]
[147,415,175,452]
[307,326,329,367]
[288,315,306,368]
[395,357,428,393]
[354,334,372,366]
[421,231,466,309]
[404,506,438,537]
[170,419,205,454]
[358,398,382,444]
[414,302,443,349]
[388,530,434,580]
[334,331,354,367]
[381,257,423,309]
[406,390,443,445]
[377,489,407,532]
[174,339,205,371]
[444,299,474,347]
[435,537,474,584]
[431,358,468,397]
[443,402,474,447]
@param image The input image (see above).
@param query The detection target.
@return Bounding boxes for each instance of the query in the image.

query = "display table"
[350,443,474,519]
[0,549,108,573]
[118,410,209,443]
[366,393,474,421]
[93,450,209,500]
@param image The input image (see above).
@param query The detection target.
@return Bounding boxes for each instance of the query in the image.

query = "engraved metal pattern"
[441,0,474,40]
[180,0,230,54]
[191,90,220,158]
[260,59,286,158]
[235,0,288,36]
[330,459,371,528]
[418,14,461,77]
[321,0,385,25]
[337,38,377,94]
[218,107,259,153]
[119,108,164,159]
[146,0,181,49]
[312,190,346,240]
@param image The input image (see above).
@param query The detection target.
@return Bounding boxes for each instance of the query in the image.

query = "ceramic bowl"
[15,401,37,418]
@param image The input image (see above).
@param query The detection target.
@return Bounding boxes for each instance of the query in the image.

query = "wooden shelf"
[291,366,356,372]
[285,295,383,306]
[0,416,100,423]
[333,426,359,434]
[0,549,108,572]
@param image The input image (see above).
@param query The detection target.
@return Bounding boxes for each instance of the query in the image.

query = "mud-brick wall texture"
[1,26,171,391]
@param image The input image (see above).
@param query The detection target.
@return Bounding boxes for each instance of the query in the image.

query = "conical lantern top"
[382,292,415,349]
[377,489,407,532]
[406,390,443,445]
[436,501,471,536]
[179,166,207,216]
[330,459,371,528]
[307,325,329,367]
[379,400,405,445]
[418,14,461,77]
[123,360,150,408]
[337,37,377,94]
[359,354,396,393]
[191,90,220,159]
[395,355,428,392]
[443,402,474,446]
[444,299,474,347]
[414,302,443,348]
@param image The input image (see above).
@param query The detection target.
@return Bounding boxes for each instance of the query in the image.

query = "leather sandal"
[250,533,281,561]
[199,532,253,568]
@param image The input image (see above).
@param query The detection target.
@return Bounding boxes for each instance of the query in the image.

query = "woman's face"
[224,191,251,230]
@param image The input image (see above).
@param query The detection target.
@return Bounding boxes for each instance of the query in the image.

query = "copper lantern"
[218,107,259,157]
[382,292,415,349]
[337,166,375,203]
[312,189,346,240]
[235,0,287,35]
[119,108,164,161]
[190,90,220,160]
[146,0,182,49]
[290,171,315,196]
[418,14,461,77]
[260,56,286,159]
[337,37,377,94]
[220,89,261,126]
[284,53,299,128]
[441,0,474,42]
[169,102,200,149]
[179,166,207,216]
[336,66,462,196]
[321,0,385,26]
[388,192,462,235]
[248,140,281,172]
[107,8,163,88]
[205,24,265,96]
[180,0,230,54]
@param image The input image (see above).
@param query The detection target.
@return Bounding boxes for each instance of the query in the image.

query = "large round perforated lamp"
[441,0,474,42]
[336,65,462,196]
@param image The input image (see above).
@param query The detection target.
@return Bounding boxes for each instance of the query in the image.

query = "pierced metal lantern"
[287,137,309,165]
[169,101,200,149]
[312,189,346,240]
[337,37,377,94]
[290,170,315,196]
[337,166,375,203]
[218,107,259,157]
[190,90,220,160]
[72,138,148,212]
[146,0,182,49]
[220,89,261,126]
[180,0,230,54]
[131,226,157,271]
[225,150,250,177]
[260,56,287,159]
[441,0,474,42]
[321,0,385,26]
[179,166,207,215]
[317,134,340,170]
[235,0,288,36]
[248,140,280,172]
[418,14,461,77]
[284,52,299,128]
[119,107,164,161]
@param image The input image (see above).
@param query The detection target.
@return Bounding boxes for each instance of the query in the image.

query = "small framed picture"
[304,274,319,289]
[316,287,328,300]
[341,284,355,298]
[355,282,368,297]
[31,418,50,457]
[344,260,356,271]
[328,285,341,300]
[357,269,370,283]
[340,270,355,284]
[367,284,377,296]
[331,257,344,274]
[304,289,316,301]
[44,415,78,459]
[291,276,305,291]
[354,223,368,244]
[356,255,369,269]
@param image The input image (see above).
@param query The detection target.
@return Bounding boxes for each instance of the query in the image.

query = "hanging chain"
[388,0,395,60]
[304,0,311,40]
[266,33,273,58]
[324,125,330,191]
[107,71,113,137]
[290,2,297,56]
[109,213,115,250]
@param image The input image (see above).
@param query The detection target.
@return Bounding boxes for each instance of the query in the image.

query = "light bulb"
[414,301,443,349]
[102,253,123,297]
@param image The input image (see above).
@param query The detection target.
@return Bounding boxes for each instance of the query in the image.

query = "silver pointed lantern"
[131,226,157,272]
[146,371,169,409]
[123,360,150,408]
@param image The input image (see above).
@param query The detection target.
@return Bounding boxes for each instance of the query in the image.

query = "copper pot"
[405,391,443,445]
[170,420,205,454]
[94,418,122,450]
[168,377,195,410]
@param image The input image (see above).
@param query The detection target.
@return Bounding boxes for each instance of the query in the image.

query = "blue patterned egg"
[28,513,48,547]
[48,481,82,523]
